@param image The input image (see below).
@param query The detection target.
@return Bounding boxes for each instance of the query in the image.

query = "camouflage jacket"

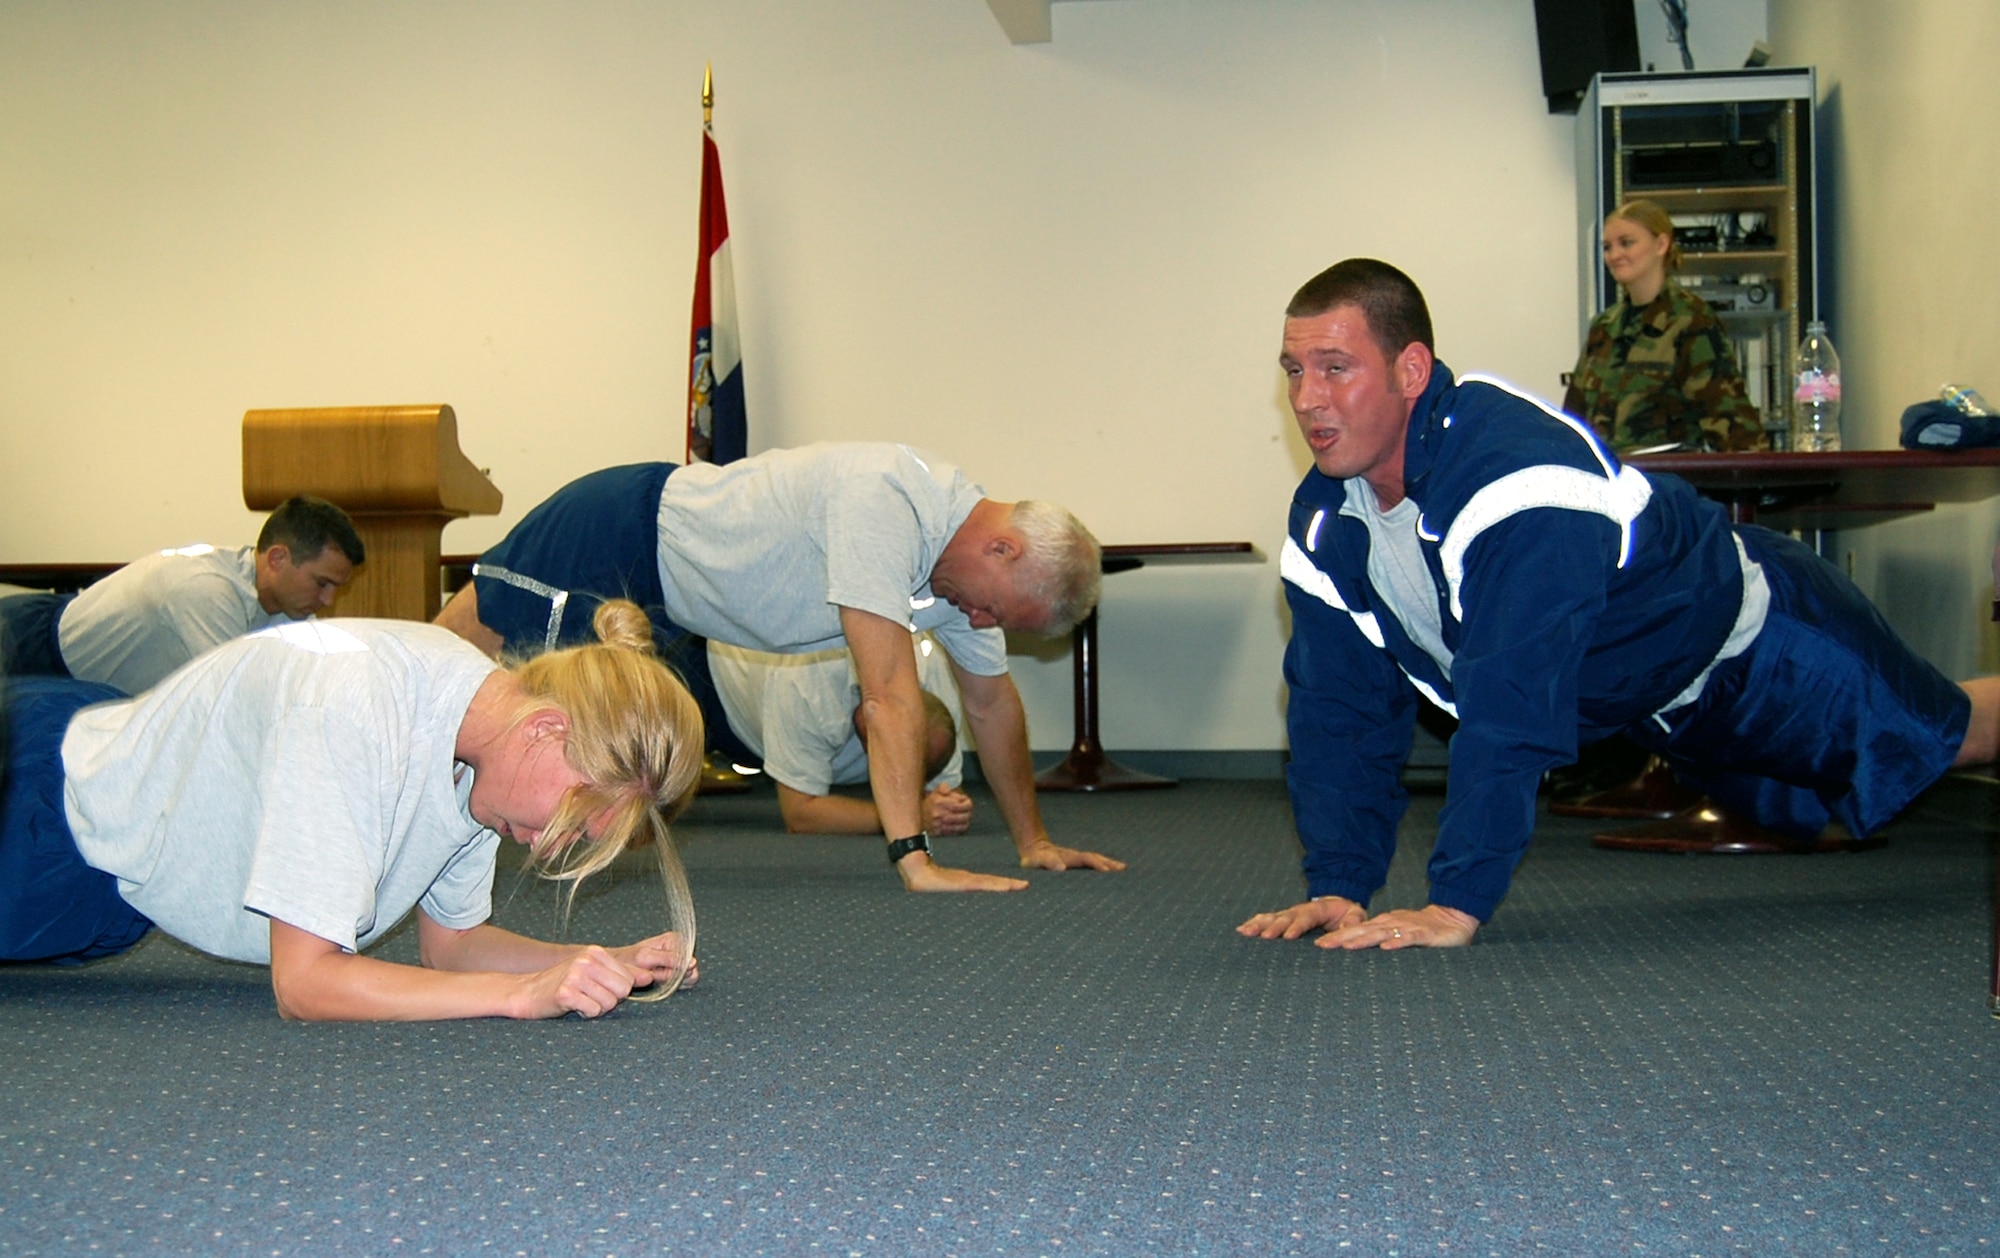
[1561,282,1766,452]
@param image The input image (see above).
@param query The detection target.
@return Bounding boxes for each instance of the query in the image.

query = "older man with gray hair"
[435,441,1123,892]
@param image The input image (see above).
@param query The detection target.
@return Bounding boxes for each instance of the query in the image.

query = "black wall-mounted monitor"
[1534,0,1642,114]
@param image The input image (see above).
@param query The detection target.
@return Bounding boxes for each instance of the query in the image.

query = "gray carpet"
[2,776,1995,1254]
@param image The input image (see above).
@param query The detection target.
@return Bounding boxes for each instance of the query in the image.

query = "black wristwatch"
[886,832,931,864]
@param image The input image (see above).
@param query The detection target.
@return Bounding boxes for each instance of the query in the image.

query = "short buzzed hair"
[848,687,960,782]
[257,495,366,566]
[1286,258,1435,363]
[1009,501,1102,637]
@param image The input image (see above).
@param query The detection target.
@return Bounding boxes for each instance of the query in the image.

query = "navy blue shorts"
[1629,526,1970,839]
[0,678,152,963]
[471,461,754,765]
[473,462,677,654]
[0,592,75,679]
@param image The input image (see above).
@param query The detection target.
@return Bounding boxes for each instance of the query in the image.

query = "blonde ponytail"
[510,598,704,997]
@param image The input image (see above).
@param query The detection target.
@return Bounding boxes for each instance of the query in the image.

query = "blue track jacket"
[1281,361,1746,921]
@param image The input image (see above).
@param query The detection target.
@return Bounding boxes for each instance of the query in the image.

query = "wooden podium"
[242,404,502,621]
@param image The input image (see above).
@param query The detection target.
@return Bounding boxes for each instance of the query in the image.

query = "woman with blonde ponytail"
[505,599,705,1002]
[0,599,705,1022]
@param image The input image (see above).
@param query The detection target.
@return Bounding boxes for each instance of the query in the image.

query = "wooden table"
[1034,542,1261,792]
[1629,447,2000,527]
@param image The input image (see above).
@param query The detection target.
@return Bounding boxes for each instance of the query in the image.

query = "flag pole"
[687,64,715,464]
[686,61,745,466]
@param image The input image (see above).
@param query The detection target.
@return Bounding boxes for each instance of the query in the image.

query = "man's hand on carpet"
[1017,839,1127,873]
[1318,904,1479,950]
[922,785,975,836]
[1236,895,1365,941]
[896,851,1030,893]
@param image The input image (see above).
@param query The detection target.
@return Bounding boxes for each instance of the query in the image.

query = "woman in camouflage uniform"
[1562,199,1765,453]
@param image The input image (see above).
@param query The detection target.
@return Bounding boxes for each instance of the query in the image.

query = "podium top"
[243,403,503,516]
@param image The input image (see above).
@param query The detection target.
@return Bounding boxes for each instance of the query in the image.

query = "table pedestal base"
[1035,604,1177,792]
[1035,744,1176,792]
[1549,756,1703,820]
[1033,543,1257,793]
[1591,803,1883,855]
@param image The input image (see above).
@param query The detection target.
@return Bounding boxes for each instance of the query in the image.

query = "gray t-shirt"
[707,633,965,795]
[63,619,501,964]
[58,544,288,694]
[655,442,1010,676]
[1345,479,1454,680]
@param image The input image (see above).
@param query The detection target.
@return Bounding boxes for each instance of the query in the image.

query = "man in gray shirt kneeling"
[708,633,975,838]
[435,443,1124,893]
[0,496,363,695]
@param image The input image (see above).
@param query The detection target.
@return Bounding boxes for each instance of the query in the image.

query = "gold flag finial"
[702,63,713,126]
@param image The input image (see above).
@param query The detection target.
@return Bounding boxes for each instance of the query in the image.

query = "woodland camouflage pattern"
[1562,282,1766,452]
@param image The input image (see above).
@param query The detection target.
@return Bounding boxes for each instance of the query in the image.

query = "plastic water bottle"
[1941,383,1994,416]
[1793,321,1842,452]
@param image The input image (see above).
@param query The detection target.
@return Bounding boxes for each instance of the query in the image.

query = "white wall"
[0,1,1600,751]
[1770,0,2000,678]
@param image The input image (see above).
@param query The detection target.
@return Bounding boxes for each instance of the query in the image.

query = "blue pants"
[1628,526,1970,840]
[471,461,755,766]
[0,678,152,963]
[473,462,677,654]
[0,593,75,679]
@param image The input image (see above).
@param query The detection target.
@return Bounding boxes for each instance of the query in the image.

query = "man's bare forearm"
[840,606,928,841]
[957,672,1052,854]
[777,783,887,834]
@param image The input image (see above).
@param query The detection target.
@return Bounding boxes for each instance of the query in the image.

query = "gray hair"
[1009,500,1101,636]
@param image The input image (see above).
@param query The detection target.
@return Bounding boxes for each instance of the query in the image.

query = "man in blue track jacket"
[1239,259,2000,950]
